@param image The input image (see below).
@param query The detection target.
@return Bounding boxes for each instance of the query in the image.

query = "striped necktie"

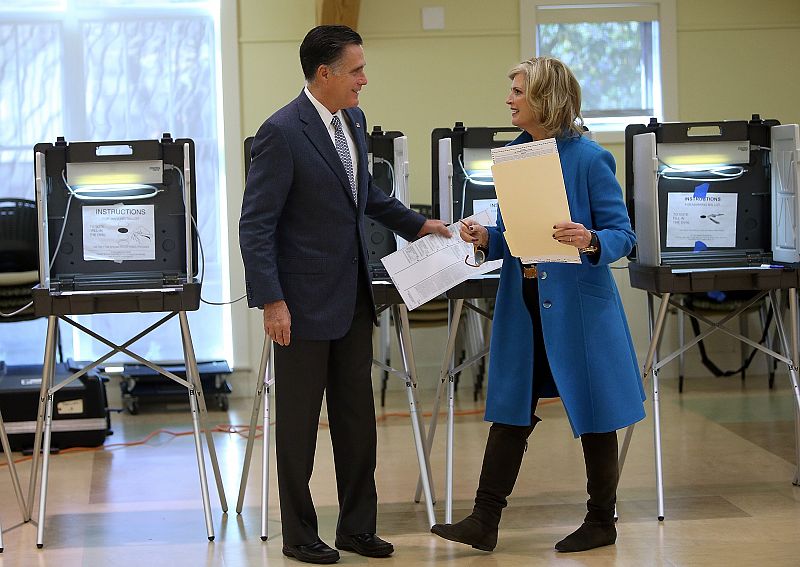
[331,115,357,204]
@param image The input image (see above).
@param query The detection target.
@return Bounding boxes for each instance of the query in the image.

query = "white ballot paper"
[490,139,580,264]
[380,208,501,311]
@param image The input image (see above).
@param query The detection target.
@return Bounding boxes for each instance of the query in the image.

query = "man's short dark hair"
[300,25,363,81]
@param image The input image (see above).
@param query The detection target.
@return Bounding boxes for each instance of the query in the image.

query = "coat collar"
[509,129,581,151]
[296,90,362,206]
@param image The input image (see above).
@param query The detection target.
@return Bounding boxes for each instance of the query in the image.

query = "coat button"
[352,257,358,264]
[540,271,547,280]
[542,300,552,309]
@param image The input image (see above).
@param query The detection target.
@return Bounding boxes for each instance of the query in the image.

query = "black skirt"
[521,275,559,402]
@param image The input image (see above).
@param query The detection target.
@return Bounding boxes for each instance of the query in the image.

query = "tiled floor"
[1,370,800,566]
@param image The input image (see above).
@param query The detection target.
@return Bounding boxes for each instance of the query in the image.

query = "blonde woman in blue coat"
[431,57,646,554]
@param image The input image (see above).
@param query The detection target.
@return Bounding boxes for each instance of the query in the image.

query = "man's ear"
[316,64,330,84]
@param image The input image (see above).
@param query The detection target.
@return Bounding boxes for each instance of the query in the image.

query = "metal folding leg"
[420,298,491,523]
[179,312,228,515]
[0,405,28,553]
[620,288,800,520]
[178,311,219,541]
[235,334,273,541]
[31,312,223,547]
[769,289,800,485]
[378,310,391,407]
[618,292,671,521]
[389,304,436,527]
[26,316,58,522]
[415,298,464,507]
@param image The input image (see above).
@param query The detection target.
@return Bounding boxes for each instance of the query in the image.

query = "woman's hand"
[459,220,488,248]
[553,221,591,249]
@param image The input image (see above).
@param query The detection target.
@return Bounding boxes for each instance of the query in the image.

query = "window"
[520,1,677,138]
[0,0,234,366]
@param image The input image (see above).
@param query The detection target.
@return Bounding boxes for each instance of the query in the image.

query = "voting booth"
[366,126,411,279]
[625,116,787,269]
[431,123,519,224]
[621,117,800,520]
[28,135,227,547]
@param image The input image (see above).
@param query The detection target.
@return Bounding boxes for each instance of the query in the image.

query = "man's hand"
[417,219,451,238]
[264,300,291,346]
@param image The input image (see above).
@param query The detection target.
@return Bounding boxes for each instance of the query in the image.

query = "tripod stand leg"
[179,312,228,513]
[393,305,436,527]
[188,385,215,541]
[770,289,800,485]
[236,336,270,516]
[0,409,26,523]
[648,293,669,520]
[27,316,58,521]
[261,371,272,541]
[416,298,463,504]
[35,392,55,549]
[445,299,464,524]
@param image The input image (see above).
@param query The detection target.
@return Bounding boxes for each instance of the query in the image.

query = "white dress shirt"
[303,86,359,183]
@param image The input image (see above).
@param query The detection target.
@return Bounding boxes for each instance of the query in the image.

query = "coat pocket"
[277,256,327,274]
[577,279,614,301]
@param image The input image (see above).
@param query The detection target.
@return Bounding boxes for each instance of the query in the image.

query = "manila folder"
[490,153,580,263]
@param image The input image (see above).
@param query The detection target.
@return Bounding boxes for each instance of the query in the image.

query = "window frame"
[519,0,678,144]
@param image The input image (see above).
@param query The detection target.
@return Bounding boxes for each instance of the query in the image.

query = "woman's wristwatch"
[579,230,599,255]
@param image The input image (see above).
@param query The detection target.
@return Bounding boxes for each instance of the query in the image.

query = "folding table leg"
[445,363,456,525]
[0,409,27,521]
[648,293,666,521]
[33,316,59,548]
[179,312,228,513]
[416,298,463,504]
[27,316,58,521]
[618,292,670,521]
[0,406,28,552]
[35,386,55,548]
[187,383,215,541]
[392,305,436,527]
[770,289,800,485]
[236,335,270,515]
[260,367,272,541]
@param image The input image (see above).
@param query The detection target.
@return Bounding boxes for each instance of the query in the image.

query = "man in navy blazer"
[239,25,449,565]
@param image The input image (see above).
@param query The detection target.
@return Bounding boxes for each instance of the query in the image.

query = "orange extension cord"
[0,400,560,468]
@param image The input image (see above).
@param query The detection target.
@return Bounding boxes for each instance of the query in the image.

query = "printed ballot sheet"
[490,139,580,264]
[381,209,501,311]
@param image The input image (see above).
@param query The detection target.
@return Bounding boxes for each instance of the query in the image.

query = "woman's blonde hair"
[508,56,584,138]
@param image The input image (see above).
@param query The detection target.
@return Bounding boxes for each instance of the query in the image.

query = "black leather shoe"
[282,539,340,564]
[335,533,394,558]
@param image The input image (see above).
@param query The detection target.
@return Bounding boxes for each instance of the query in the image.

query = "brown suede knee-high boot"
[430,420,538,551]
[555,431,619,553]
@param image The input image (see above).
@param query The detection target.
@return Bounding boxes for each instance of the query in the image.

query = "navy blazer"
[239,91,425,340]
